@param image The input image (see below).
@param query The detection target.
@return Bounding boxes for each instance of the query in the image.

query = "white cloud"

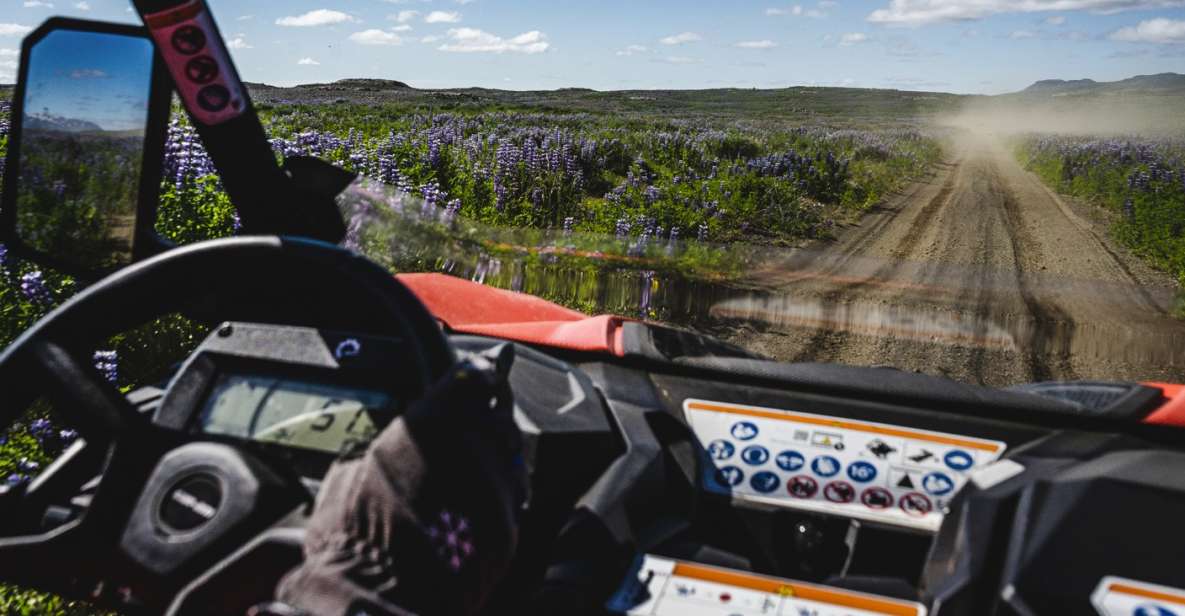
[73,1,90,10]
[392,24,413,32]
[227,36,252,49]
[237,15,254,21]
[616,44,649,56]
[735,39,779,48]
[1010,29,1036,38]
[425,10,462,23]
[23,1,53,8]
[0,48,18,56]
[348,29,405,45]
[1045,14,1067,23]
[766,4,828,16]
[660,31,702,45]
[867,0,1185,26]
[438,28,549,53]
[0,23,33,36]
[767,5,804,15]
[659,55,700,64]
[394,10,419,23]
[275,9,357,27]
[840,32,869,45]
[1110,17,1185,42]
[420,35,442,43]
[297,57,320,65]
[69,68,106,79]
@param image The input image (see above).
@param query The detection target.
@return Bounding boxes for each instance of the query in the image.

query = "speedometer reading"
[200,373,390,455]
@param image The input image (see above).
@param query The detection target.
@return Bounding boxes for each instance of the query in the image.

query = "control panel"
[684,399,1005,531]
[609,555,927,615]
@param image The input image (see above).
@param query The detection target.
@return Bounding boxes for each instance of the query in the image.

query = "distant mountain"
[24,112,103,133]
[1017,72,1185,97]
[1023,78,1097,93]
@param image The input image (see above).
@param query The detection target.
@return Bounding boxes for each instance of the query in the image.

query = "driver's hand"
[274,344,526,616]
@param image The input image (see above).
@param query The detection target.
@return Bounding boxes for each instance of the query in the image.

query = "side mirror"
[0,18,171,280]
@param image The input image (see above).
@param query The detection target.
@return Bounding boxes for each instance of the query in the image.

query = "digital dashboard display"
[199,373,391,455]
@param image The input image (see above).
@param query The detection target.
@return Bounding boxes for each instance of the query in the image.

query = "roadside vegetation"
[1016,135,1185,285]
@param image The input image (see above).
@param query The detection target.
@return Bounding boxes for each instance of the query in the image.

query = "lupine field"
[160,103,941,245]
[1017,135,1185,284]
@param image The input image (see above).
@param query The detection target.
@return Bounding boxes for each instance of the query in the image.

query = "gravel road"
[717,132,1185,387]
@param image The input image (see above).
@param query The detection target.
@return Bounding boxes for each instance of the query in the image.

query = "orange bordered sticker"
[609,554,926,615]
[683,399,1006,531]
[1091,576,1185,616]
[144,0,246,126]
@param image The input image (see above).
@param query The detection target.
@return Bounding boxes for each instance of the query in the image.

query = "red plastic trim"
[397,273,628,357]
[1143,382,1185,427]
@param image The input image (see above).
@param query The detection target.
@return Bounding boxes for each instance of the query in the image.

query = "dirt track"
[718,132,1185,387]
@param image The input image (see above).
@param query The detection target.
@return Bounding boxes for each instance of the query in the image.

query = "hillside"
[245,78,967,124]
[1016,72,1185,98]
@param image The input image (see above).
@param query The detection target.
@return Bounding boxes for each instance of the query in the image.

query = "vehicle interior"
[0,2,1184,616]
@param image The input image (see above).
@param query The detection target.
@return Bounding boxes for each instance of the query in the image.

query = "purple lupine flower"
[0,243,7,269]
[562,217,574,234]
[59,429,79,443]
[697,223,709,241]
[29,418,53,442]
[20,271,52,304]
[18,458,39,473]
[6,473,28,487]
[93,350,118,383]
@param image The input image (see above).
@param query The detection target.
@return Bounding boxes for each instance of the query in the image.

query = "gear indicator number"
[686,398,1006,532]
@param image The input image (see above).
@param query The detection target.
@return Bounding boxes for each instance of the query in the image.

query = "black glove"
[275,344,526,616]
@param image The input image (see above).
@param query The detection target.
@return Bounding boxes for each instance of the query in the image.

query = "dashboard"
[106,322,1185,616]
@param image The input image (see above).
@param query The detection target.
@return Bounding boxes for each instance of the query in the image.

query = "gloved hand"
[274,344,526,616]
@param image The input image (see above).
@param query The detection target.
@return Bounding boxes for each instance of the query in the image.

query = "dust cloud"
[933,94,1185,138]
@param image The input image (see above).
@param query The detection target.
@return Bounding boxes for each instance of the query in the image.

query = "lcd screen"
[199,373,390,455]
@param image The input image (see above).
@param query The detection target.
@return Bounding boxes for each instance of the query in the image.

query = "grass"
[1016,135,1185,287]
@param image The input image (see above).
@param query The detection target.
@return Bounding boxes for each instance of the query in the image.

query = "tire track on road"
[790,159,963,362]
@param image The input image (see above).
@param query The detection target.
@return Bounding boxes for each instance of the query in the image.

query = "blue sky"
[2,0,1184,94]
[23,28,152,130]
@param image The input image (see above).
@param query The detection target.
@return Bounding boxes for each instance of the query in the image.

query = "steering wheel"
[0,236,454,608]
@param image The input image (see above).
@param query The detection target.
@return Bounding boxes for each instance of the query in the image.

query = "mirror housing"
[0,18,172,280]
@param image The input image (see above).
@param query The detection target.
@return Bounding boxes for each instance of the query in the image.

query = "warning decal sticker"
[684,398,1007,531]
[144,0,247,126]
[608,554,927,615]
[1091,576,1185,616]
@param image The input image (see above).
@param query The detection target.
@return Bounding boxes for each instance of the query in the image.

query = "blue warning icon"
[716,465,744,487]
[922,471,956,496]
[707,440,735,461]
[1134,604,1178,616]
[741,445,770,466]
[811,455,841,478]
[944,449,974,471]
[730,421,759,441]
[847,461,878,483]
[776,450,806,472]
[750,471,780,494]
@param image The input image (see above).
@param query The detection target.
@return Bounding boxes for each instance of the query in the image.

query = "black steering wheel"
[0,236,454,608]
